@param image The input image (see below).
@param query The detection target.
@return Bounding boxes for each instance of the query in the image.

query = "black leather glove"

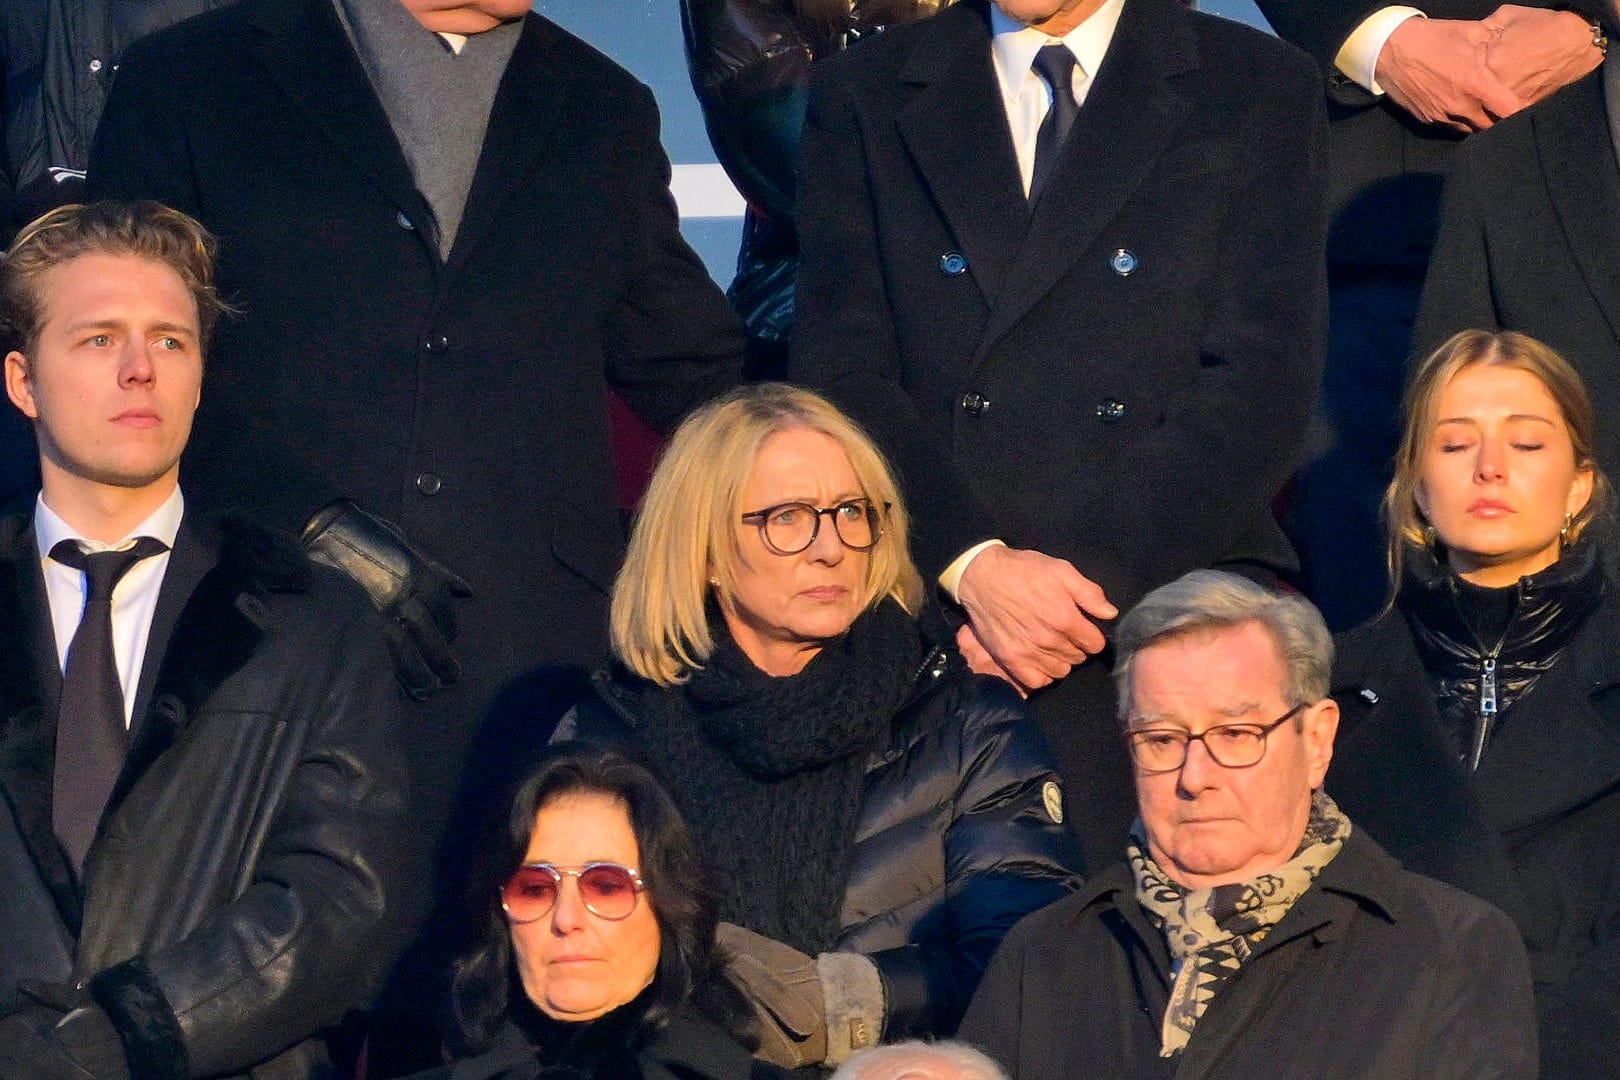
[302,500,473,700]
[0,1005,129,1080]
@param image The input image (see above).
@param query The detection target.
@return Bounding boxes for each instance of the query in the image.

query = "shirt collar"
[36,486,185,557]
[989,0,1127,104]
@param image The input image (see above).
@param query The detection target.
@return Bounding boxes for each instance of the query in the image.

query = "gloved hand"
[716,923,886,1068]
[0,1004,129,1080]
[717,923,826,1069]
[302,499,473,700]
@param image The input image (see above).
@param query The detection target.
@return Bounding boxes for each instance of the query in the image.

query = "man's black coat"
[1413,66,1620,464]
[787,0,1326,864]
[0,510,409,1078]
[958,829,1537,1080]
[83,0,745,813]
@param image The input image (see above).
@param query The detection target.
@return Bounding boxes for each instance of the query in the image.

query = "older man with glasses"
[958,569,1537,1079]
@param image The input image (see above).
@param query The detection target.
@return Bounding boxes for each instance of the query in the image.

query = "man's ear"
[4,350,38,420]
[1303,696,1338,790]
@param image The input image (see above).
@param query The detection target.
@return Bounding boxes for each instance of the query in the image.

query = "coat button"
[88,58,103,73]
[1096,397,1126,422]
[421,333,449,353]
[396,210,415,231]
[939,251,969,276]
[959,392,990,417]
[415,473,443,496]
[1110,248,1138,276]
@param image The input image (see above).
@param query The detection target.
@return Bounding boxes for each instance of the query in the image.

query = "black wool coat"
[1413,65,1620,449]
[83,0,744,817]
[958,830,1537,1080]
[787,0,1326,868]
[1331,590,1620,1077]
[0,511,409,1078]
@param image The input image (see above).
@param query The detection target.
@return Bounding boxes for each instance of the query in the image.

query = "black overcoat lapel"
[893,0,1028,308]
[104,517,304,824]
[1471,624,1620,837]
[445,13,569,277]
[0,512,77,929]
[1329,615,1529,928]
[1537,72,1620,358]
[973,0,1198,364]
[245,0,437,262]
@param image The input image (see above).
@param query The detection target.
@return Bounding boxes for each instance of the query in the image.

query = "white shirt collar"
[989,0,1127,105]
[36,486,185,557]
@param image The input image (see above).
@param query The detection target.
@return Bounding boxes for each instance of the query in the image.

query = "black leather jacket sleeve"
[681,0,816,225]
[87,577,410,1078]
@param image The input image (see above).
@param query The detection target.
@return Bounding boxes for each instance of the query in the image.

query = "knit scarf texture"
[638,599,922,955]
[1129,789,1351,1058]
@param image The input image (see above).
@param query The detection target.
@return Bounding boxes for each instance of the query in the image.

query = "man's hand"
[955,546,1116,692]
[1376,16,1523,132]
[1482,6,1602,108]
[955,623,1028,696]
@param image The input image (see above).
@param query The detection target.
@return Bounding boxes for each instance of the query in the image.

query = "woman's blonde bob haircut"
[1385,329,1611,589]
[612,383,926,686]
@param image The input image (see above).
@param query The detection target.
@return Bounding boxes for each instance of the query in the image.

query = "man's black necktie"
[50,536,168,874]
[1030,44,1080,205]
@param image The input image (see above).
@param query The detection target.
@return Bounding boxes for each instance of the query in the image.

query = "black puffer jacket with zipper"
[561,628,1081,1040]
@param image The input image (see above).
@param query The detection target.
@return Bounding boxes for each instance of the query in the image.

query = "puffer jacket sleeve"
[869,676,1082,1038]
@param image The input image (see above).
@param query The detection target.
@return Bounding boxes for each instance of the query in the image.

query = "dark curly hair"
[446,740,753,1056]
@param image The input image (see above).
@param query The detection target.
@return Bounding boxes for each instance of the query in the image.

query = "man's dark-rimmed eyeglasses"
[739,499,887,555]
[1125,703,1307,773]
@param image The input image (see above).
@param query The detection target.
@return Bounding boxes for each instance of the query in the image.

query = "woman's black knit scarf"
[638,599,923,955]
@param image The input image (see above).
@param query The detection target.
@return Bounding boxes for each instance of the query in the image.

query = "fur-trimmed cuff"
[817,952,884,1066]
[89,957,190,1080]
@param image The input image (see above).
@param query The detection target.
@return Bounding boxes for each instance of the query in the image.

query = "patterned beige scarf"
[1129,790,1352,1057]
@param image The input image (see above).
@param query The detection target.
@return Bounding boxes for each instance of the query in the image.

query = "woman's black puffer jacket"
[563,642,1082,1039]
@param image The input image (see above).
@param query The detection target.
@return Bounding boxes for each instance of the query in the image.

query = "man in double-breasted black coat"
[789,0,1327,866]
[1254,0,1603,628]
[82,0,744,1008]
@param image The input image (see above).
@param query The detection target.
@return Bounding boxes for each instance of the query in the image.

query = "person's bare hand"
[1376,16,1523,132]
[1482,6,1602,107]
[955,545,1116,691]
[955,623,1029,697]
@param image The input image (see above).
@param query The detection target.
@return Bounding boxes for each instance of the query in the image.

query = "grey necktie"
[1030,44,1080,204]
[50,536,168,874]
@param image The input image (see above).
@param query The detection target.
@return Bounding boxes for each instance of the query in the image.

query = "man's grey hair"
[831,1040,1010,1080]
[1112,570,1333,721]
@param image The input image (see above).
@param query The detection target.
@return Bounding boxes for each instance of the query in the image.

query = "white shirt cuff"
[939,539,1007,602]
[1334,7,1426,95]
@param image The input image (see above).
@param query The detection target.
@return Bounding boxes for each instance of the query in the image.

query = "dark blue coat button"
[421,333,449,353]
[1096,397,1126,421]
[940,252,969,276]
[960,392,990,417]
[1110,249,1138,276]
[415,473,443,496]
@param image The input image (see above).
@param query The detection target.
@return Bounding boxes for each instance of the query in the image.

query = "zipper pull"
[1480,657,1498,717]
